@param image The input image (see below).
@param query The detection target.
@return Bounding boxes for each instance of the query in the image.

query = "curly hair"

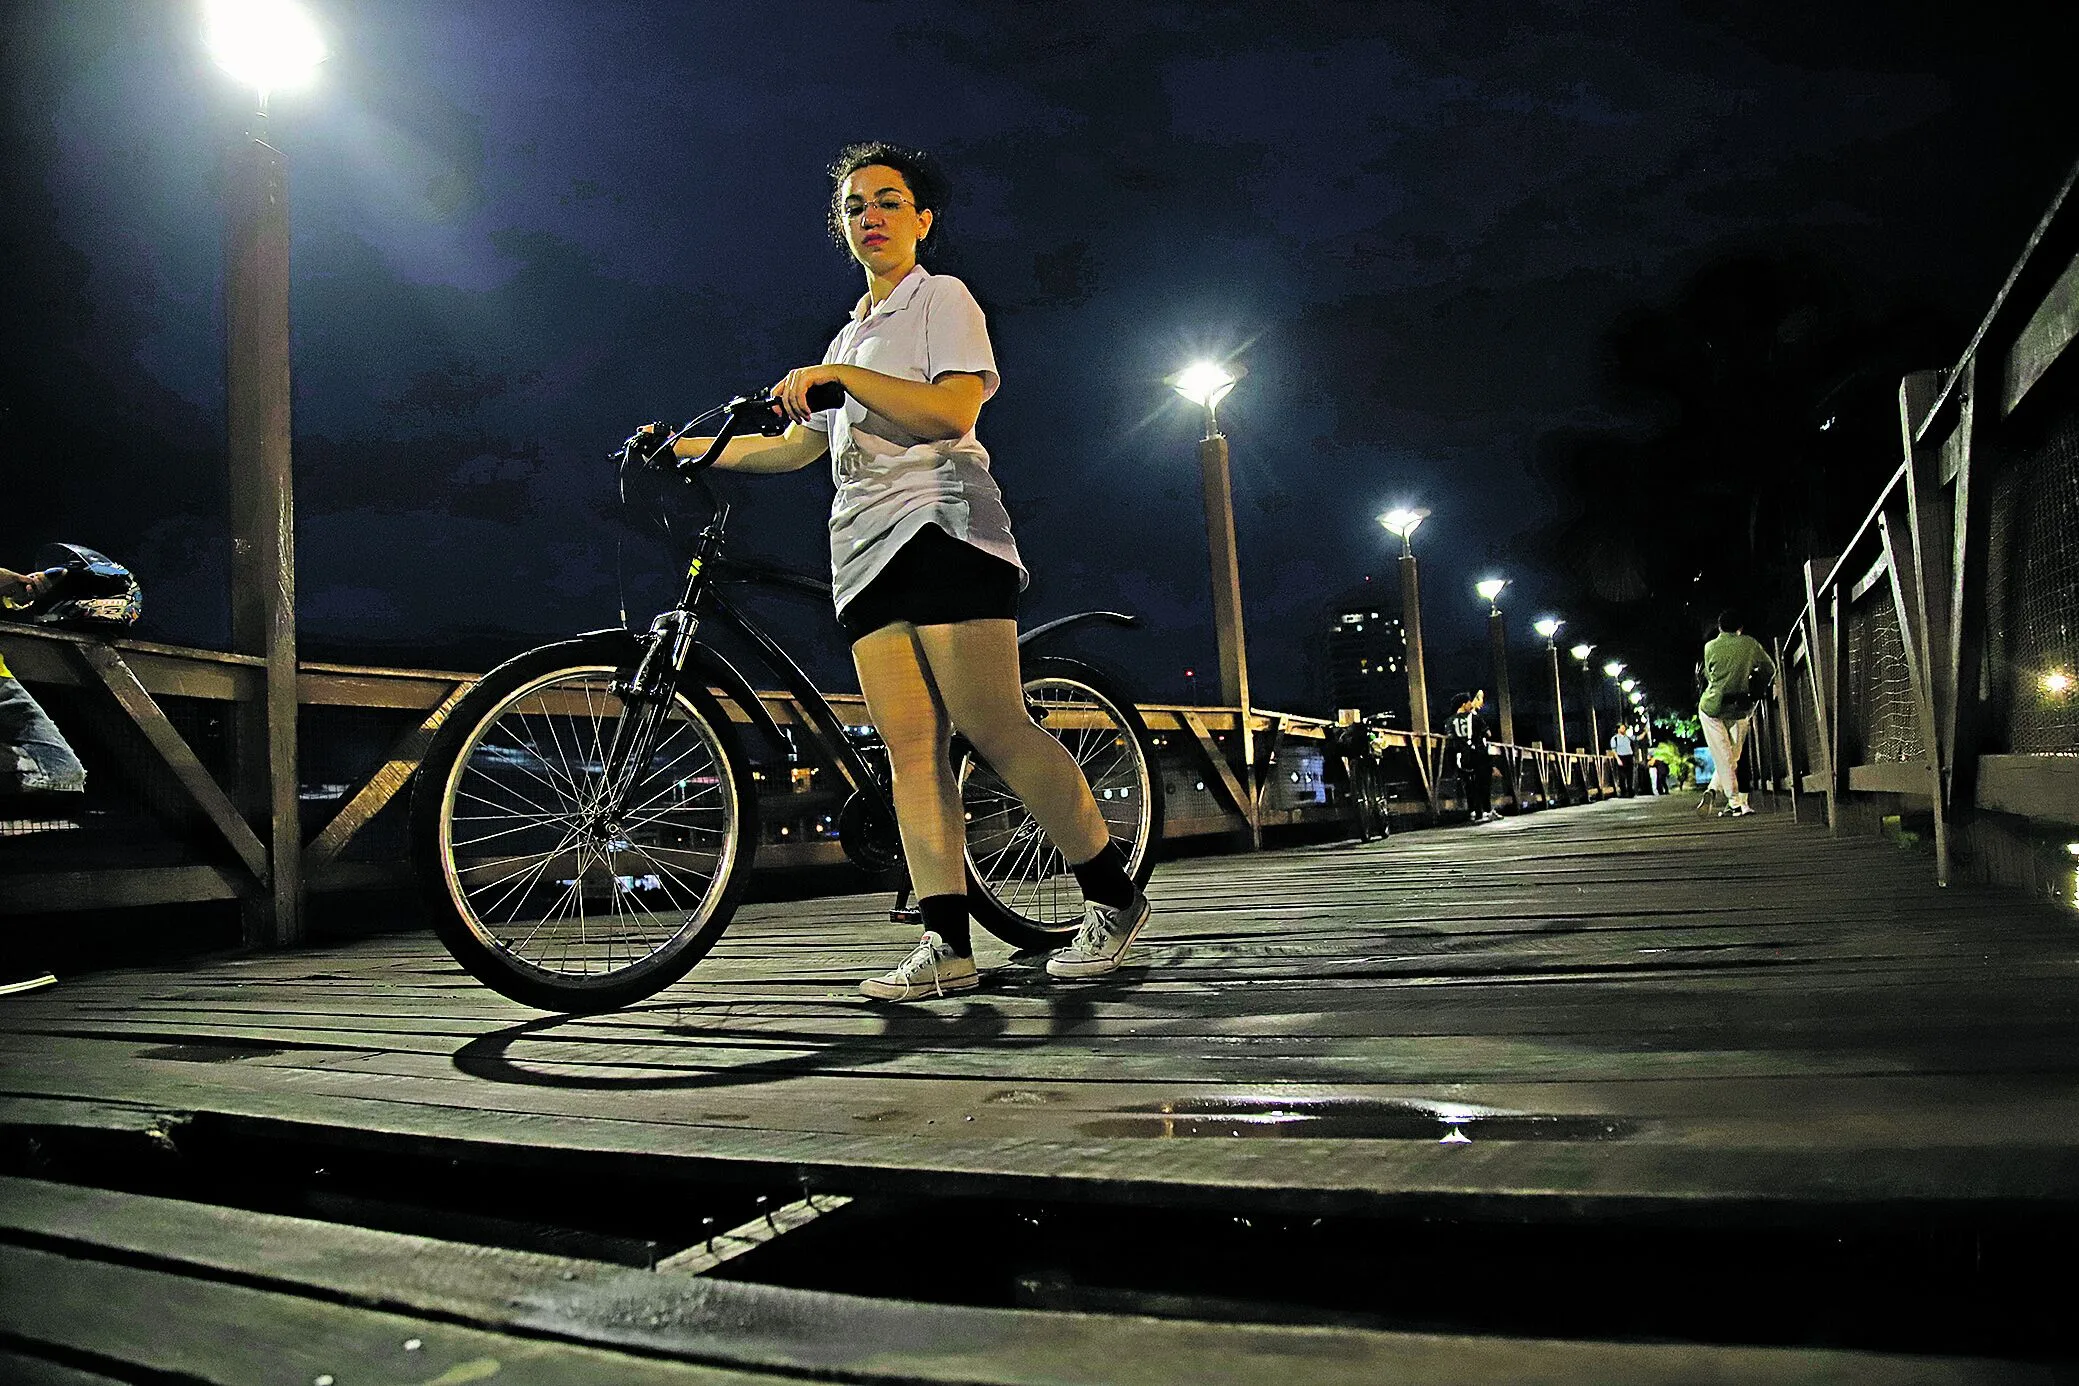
[826,141,950,258]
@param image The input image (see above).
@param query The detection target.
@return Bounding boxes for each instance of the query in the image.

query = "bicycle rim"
[961,673,1154,932]
[437,663,743,988]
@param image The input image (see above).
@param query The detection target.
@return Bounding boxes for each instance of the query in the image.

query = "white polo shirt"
[804,266,1027,618]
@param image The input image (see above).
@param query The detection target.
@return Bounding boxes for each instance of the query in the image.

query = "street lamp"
[1377,508,1432,736]
[1165,363,1249,708]
[1475,578,1515,743]
[205,0,327,109]
[1167,360,1255,819]
[1533,617,1567,751]
[205,0,327,950]
[1570,642,1600,758]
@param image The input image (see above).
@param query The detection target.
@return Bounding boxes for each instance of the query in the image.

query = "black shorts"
[838,524,1021,644]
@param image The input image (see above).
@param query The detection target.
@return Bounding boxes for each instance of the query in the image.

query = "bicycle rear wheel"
[961,656,1162,951]
[408,634,758,1012]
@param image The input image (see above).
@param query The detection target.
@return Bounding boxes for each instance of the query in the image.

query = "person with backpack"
[1696,609,1776,818]
[1448,689,1497,823]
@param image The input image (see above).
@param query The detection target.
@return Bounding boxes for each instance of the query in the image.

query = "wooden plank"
[0,865,246,913]
[1179,709,1254,825]
[0,1243,769,1385]
[2000,244,2079,416]
[66,642,270,886]
[1975,754,2079,824]
[302,678,471,875]
[0,1181,2014,1386]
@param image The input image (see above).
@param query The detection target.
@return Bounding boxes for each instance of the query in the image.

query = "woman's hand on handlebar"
[771,364,850,425]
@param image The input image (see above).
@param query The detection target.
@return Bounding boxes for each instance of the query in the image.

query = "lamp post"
[1570,643,1599,758]
[1533,617,1566,751]
[207,0,325,949]
[1476,578,1515,743]
[1168,361,1256,830]
[1168,362,1251,717]
[1379,508,1431,737]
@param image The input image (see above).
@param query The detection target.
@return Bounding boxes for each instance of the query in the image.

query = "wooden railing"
[0,623,1620,941]
[1771,158,2079,882]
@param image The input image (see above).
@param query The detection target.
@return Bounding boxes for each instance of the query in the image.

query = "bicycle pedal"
[889,905,922,927]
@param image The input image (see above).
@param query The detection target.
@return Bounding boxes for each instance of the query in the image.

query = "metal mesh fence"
[1842,587,1923,765]
[1984,397,2079,754]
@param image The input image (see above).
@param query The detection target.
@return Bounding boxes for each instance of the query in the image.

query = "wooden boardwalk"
[4,796,2077,1382]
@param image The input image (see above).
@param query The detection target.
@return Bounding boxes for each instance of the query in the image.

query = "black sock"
[919,893,971,958]
[1069,840,1135,911]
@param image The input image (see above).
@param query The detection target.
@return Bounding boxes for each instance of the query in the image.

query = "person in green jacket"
[1697,609,1776,818]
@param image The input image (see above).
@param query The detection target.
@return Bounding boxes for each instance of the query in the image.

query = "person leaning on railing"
[0,564,84,996]
[1695,609,1776,820]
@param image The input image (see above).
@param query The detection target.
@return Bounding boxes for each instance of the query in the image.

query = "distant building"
[1323,579,1408,720]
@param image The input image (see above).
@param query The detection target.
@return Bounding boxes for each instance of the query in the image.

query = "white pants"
[1699,711,1751,806]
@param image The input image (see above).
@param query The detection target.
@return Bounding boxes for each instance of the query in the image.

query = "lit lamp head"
[2043,670,2074,698]
[205,0,328,111]
[1619,677,1636,694]
[1532,616,1563,645]
[1629,689,1645,705]
[1603,660,1625,679]
[1377,507,1429,557]
[1475,578,1508,614]
[1570,642,1594,663]
[1166,361,1243,440]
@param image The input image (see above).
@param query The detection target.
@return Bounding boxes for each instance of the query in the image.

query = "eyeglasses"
[841,195,915,221]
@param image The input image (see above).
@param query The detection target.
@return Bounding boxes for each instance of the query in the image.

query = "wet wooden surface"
[4,794,2076,1381]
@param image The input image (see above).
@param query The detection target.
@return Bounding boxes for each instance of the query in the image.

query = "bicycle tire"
[960,656,1163,951]
[408,634,759,1012]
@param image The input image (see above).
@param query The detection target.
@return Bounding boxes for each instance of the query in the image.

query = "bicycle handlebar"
[620,383,848,477]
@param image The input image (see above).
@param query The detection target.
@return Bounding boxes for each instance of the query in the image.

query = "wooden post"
[1487,609,1515,744]
[1774,636,1800,823]
[1196,432,1255,795]
[1899,371,1954,785]
[1399,553,1430,738]
[224,125,302,948]
[1801,557,1839,833]
[1942,358,1992,815]
[1880,509,1951,884]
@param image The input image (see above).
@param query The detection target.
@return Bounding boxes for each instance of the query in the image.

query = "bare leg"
[851,623,966,899]
[915,619,1110,865]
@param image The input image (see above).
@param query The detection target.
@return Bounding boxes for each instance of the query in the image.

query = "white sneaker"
[1047,892,1151,979]
[859,932,978,1002]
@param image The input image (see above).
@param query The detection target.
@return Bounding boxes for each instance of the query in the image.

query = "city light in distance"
[2042,670,2073,697]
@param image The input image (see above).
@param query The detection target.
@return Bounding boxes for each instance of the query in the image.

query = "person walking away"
[1696,609,1776,819]
[1608,722,1637,797]
[1448,690,1497,823]
[650,143,1147,1001]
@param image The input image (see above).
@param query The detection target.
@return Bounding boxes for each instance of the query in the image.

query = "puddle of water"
[1078,1096,1630,1142]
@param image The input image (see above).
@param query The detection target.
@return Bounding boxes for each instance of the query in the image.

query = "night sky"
[4,1,2074,717]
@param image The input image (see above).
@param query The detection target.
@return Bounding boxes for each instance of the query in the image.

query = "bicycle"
[407,386,1164,1012]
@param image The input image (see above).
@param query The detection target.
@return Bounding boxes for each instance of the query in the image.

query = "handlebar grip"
[803,381,846,412]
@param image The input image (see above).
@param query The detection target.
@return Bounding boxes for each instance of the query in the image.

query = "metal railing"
[1772,158,2079,880]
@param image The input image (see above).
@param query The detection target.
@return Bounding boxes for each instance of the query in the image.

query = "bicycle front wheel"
[408,635,759,1012]
[961,656,1162,951]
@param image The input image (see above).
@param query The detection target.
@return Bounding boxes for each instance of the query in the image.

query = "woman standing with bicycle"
[663,142,1149,1001]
